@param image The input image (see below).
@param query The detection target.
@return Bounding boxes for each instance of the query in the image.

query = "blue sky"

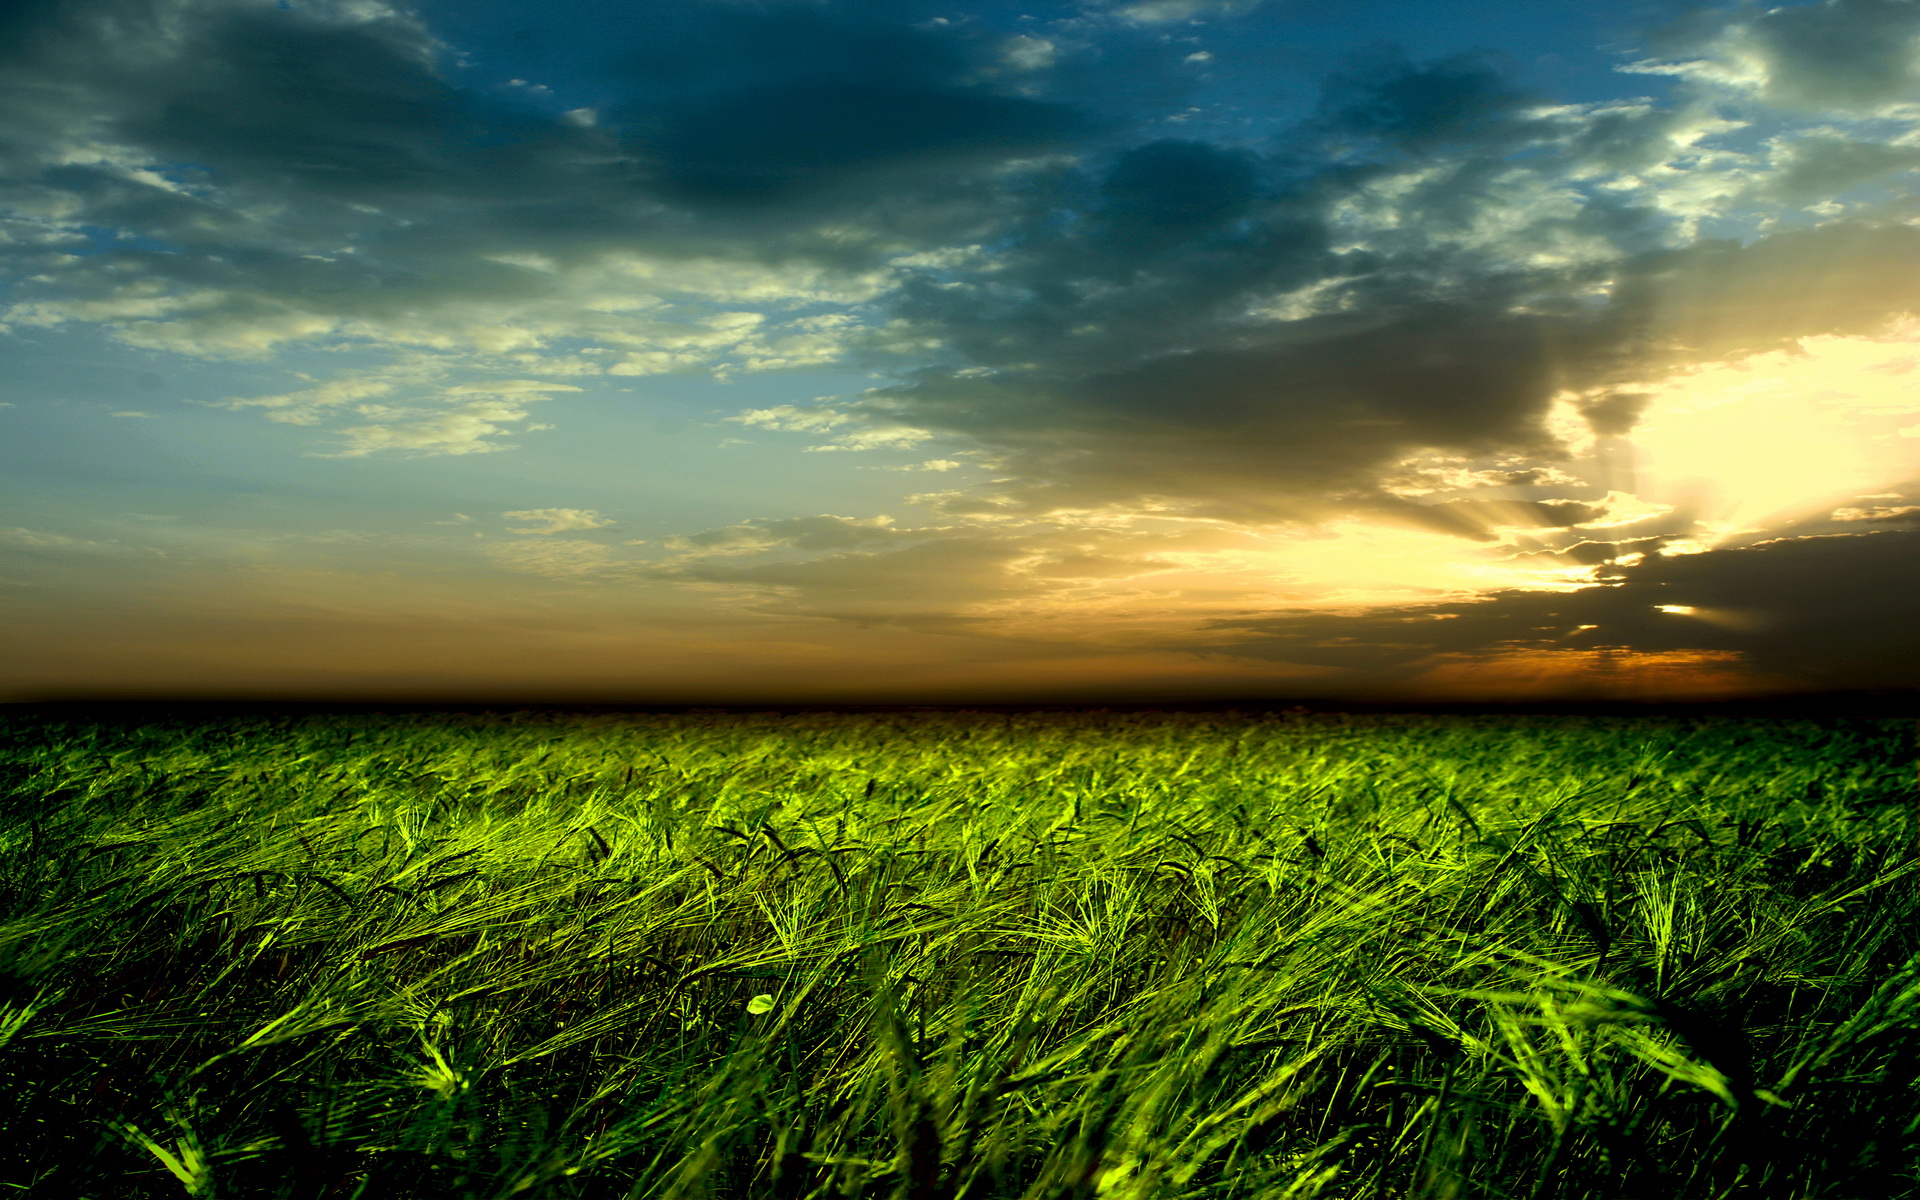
[3,0,1919,703]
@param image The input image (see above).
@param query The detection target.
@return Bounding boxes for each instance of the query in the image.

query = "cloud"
[664,514,903,557]
[216,373,581,452]
[0,0,1043,377]
[726,403,854,434]
[784,55,1686,519]
[11,0,1920,653]
[0,526,78,547]
[1316,50,1535,151]
[605,1,1097,206]
[484,538,625,579]
[1412,498,1610,536]
[1599,221,1920,364]
[641,508,1189,634]
[850,297,1597,521]
[641,81,1087,208]
[1757,134,1920,207]
[1634,0,1920,115]
[803,425,935,452]
[217,372,409,426]
[8,0,1906,418]
[839,191,1920,524]
[1578,392,1652,437]
[1098,0,1264,24]
[641,511,1301,643]
[326,398,547,458]
[727,399,935,452]
[1205,527,1920,694]
[654,535,1035,630]
[502,508,616,535]
[1832,503,1920,522]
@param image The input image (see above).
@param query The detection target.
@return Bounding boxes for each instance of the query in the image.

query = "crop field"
[0,708,1914,1200]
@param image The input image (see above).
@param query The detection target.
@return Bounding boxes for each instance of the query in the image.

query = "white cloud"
[219,373,581,454]
[727,401,933,453]
[727,404,853,433]
[445,379,584,398]
[1107,0,1255,24]
[326,399,546,458]
[802,425,935,452]
[218,373,408,426]
[501,508,616,535]
[1000,36,1056,72]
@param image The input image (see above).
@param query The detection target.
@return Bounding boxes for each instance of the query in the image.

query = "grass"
[0,707,1914,1199]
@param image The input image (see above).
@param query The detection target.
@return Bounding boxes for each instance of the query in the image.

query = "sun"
[1591,331,1920,542]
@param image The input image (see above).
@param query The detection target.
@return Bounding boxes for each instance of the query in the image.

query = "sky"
[3,0,1920,706]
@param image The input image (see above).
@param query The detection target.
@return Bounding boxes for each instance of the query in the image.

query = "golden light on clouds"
[941,322,1920,651]
[1655,604,1771,631]
[1252,521,1595,600]
[1402,648,1785,701]
[965,516,1602,651]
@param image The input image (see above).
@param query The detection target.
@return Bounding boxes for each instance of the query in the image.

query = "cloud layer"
[6,0,1920,699]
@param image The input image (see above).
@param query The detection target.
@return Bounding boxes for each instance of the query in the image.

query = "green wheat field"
[0,708,1915,1199]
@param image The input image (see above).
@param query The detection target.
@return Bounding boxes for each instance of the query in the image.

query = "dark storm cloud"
[1206,528,1920,692]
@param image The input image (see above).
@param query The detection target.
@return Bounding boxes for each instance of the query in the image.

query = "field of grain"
[0,709,1913,1199]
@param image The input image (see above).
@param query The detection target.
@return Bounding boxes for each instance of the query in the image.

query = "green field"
[0,709,1914,1199]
